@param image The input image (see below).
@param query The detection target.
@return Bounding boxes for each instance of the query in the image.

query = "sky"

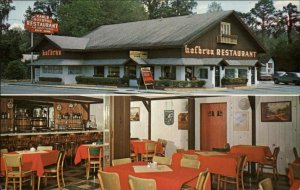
[7,0,300,30]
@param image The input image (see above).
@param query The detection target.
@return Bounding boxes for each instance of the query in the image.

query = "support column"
[154,66,161,80]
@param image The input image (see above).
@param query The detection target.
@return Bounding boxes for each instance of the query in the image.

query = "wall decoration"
[234,112,249,131]
[261,101,291,122]
[130,107,140,121]
[178,113,188,130]
[164,110,174,125]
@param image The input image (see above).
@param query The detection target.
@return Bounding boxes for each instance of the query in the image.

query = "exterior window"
[220,22,231,35]
[268,63,273,68]
[161,66,176,80]
[42,66,62,74]
[94,66,104,77]
[238,69,247,78]
[68,66,82,74]
[225,69,235,78]
[198,68,208,79]
[108,66,119,77]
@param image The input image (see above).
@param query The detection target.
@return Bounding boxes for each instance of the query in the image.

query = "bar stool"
[69,141,76,166]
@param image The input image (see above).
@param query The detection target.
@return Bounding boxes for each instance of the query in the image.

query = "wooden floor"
[0,165,290,190]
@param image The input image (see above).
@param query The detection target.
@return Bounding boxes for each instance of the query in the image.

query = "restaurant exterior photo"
[31,11,265,88]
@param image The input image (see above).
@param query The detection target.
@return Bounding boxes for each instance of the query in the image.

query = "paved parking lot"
[1,81,299,95]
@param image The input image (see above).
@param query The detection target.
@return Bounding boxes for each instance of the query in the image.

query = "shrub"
[154,79,206,88]
[4,60,28,79]
[39,77,62,82]
[75,76,123,86]
[221,77,247,85]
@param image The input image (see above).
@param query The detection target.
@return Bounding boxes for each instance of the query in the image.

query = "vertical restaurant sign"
[140,67,154,85]
[25,14,58,34]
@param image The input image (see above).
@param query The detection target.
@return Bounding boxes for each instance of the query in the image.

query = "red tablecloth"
[104,161,210,190]
[290,180,300,190]
[172,150,239,176]
[130,140,163,155]
[230,145,272,164]
[74,144,103,165]
[1,150,58,176]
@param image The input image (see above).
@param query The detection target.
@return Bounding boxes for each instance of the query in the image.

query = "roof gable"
[45,35,89,51]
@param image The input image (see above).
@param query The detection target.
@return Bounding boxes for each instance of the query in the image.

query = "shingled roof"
[44,10,264,52]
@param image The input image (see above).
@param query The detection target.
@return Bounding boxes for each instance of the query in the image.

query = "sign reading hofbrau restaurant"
[184,45,257,58]
[25,14,58,34]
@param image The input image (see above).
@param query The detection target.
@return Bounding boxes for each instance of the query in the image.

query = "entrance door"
[200,103,227,151]
[251,67,255,84]
[215,66,220,87]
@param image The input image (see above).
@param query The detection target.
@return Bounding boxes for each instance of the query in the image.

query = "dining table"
[230,145,272,164]
[130,140,163,161]
[104,161,210,190]
[74,144,104,165]
[172,150,240,176]
[0,150,58,176]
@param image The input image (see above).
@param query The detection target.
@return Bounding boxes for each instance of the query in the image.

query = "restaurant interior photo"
[0,95,299,190]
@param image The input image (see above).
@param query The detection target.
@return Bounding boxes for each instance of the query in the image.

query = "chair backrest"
[157,138,167,148]
[145,143,156,153]
[37,146,53,151]
[258,178,273,190]
[0,148,8,155]
[112,158,131,166]
[293,147,299,159]
[182,154,198,160]
[128,175,156,190]
[152,156,172,165]
[195,169,210,190]
[176,149,185,153]
[224,143,230,151]
[98,171,121,190]
[60,150,66,169]
[180,158,200,169]
[237,155,247,177]
[288,163,300,185]
[88,146,101,158]
[3,154,22,168]
[272,147,280,162]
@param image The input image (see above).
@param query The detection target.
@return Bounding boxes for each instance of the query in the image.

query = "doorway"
[215,66,220,87]
[200,103,227,150]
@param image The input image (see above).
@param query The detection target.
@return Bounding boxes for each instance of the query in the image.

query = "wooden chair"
[257,147,280,180]
[37,150,66,190]
[112,158,131,166]
[3,154,35,190]
[182,154,198,160]
[141,142,157,162]
[128,174,157,190]
[98,171,121,190]
[288,163,300,185]
[180,158,200,169]
[258,178,273,190]
[217,154,247,190]
[0,148,8,155]
[177,149,185,153]
[130,143,137,162]
[157,138,168,156]
[224,143,231,152]
[37,146,53,151]
[196,169,210,190]
[293,147,299,160]
[152,156,172,165]
[86,146,102,179]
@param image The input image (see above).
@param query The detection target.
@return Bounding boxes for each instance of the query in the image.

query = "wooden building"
[31,10,265,87]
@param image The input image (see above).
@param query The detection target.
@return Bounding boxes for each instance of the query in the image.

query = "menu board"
[140,67,154,86]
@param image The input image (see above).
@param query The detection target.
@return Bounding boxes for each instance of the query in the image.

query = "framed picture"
[164,110,174,125]
[261,101,291,122]
[178,113,188,130]
[130,107,140,121]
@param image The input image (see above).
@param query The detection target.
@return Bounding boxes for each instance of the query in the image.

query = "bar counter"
[0,129,100,137]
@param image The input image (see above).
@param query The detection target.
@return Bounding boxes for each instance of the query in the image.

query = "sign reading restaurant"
[25,14,58,34]
[184,45,257,58]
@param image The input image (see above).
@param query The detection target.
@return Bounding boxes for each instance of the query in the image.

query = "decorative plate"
[56,104,62,111]
[7,101,13,109]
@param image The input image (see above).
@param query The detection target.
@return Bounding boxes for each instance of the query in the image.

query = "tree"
[250,0,276,38]
[281,3,300,44]
[207,1,223,13]
[143,0,197,19]
[58,0,147,36]
[4,60,28,79]
[0,0,15,33]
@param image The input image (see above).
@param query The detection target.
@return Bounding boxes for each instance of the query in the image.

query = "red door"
[200,103,227,151]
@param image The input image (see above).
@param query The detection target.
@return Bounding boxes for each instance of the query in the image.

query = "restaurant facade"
[31,10,265,88]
